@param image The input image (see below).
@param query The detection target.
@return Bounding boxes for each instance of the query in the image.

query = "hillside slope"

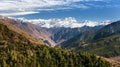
[0,16,55,47]
[63,21,120,58]
[0,19,44,45]
[94,21,120,40]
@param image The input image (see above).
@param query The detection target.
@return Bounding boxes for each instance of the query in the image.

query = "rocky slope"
[0,18,44,45]
[0,16,55,47]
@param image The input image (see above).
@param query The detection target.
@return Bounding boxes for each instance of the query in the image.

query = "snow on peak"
[22,17,111,28]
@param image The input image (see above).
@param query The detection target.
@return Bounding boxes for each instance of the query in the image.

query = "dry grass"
[0,19,44,45]
[104,57,120,67]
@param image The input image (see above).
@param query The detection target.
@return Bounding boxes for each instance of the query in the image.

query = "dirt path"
[105,56,120,67]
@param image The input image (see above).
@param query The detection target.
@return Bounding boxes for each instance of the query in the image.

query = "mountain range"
[23,17,111,28]
[1,15,120,66]
[63,20,120,58]
[0,16,113,67]
[0,16,112,47]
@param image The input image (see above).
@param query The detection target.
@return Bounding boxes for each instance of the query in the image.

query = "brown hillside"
[0,19,44,45]
[0,16,55,47]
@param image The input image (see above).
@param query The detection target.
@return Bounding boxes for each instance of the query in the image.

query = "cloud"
[0,11,39,16]
[21,17,111,28]
[0,0,116,16]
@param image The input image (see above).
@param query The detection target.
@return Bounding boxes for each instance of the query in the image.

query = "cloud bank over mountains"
[20,17,111,28]
[0,0,118,16]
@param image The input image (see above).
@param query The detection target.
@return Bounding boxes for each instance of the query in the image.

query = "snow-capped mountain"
[0,16,113,47]
[23,17,111,28]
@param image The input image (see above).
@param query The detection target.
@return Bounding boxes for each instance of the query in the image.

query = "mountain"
[0,18,111,67]
[27,17,111,28]
[0,16,56,47]
[46,26,103,47]
[24,17,110,46]
[0,16,105,47]
[0,18,44,45]
[93,21,120,40]
[62,21,120,58]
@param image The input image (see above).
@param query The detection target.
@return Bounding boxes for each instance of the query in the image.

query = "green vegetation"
[64,33,120,58]
[83,34,120,57]
[0,43,110,67]
[0,20,110,67]
[63,21,120,58]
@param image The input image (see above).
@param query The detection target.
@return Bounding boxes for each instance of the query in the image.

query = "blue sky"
[0,0,120,22]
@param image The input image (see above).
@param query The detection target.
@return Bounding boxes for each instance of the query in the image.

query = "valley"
[0,0,120,67]
[0,16,120,66]
[0,18,111,67]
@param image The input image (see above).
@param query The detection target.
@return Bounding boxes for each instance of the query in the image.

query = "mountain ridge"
[23,17,111,28]
[0,18,44,45]
[0,16,105,47]
[0,16,55,47]
[62,20,120,58]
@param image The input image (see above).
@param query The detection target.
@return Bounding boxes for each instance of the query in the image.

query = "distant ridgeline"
[0,18,110,67]
[63,21,120,58]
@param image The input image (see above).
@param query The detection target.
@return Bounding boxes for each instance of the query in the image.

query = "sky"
[0,0,120,22]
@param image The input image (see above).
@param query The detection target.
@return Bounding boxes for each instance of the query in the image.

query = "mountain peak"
[19,17,112,28]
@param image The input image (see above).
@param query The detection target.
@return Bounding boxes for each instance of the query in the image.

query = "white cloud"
[0,0,111,16]
[21,17,111,28]
[0,11,39,16]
